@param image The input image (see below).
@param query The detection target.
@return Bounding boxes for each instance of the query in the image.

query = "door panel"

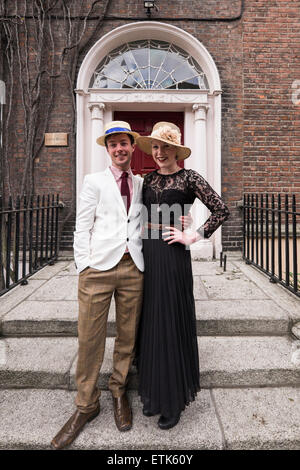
[114,111,184,175]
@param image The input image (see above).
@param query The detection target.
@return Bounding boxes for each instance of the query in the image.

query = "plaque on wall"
[45,133,68,146]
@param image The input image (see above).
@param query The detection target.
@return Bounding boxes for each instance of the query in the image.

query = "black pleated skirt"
[137,230,200,418]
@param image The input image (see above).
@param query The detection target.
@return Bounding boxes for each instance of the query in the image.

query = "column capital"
[192,103,210,121]
[192,103,209,121]
[88,102,105,119]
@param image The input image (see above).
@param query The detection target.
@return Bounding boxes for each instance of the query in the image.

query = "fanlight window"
[89,40,209,90]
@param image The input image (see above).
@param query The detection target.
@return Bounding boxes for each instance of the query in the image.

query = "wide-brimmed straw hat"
[136,122,191,160]
[97,121,140,146]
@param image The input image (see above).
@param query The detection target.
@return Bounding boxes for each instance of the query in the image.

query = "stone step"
[0,259,291,337]
[0,387,299,450]
[0,298,290,337]
[0,336,299,390]
[1,258,298,339]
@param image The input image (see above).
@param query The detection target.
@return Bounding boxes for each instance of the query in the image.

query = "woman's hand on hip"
[162,226,199,246]
[179,211,193,230]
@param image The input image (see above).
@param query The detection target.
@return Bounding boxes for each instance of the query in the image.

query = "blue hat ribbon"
[105,127,131,135]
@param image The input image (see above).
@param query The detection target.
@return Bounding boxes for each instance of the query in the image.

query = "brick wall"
[2,0,300,251]
[243,0,300,193]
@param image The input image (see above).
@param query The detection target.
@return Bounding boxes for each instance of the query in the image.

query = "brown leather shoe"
[51,404,100,450]
[112,394,132,432]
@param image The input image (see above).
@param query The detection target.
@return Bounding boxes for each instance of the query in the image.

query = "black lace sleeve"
[188,170,230,239]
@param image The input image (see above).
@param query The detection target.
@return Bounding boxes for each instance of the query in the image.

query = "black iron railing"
[0,194,60,296]
[243,193,300,297]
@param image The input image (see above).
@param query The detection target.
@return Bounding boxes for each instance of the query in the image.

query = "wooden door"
[114,111,184,175]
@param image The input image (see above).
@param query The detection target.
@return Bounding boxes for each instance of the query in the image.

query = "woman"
[136,122,230,430]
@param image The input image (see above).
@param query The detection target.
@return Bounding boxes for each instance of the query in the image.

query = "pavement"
[0,250,299,450]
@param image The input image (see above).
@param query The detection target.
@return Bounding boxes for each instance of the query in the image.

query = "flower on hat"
[136,121,191,160]
[151,125,181,145]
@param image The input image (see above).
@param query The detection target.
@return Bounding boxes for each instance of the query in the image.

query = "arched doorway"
[75,22,222,259]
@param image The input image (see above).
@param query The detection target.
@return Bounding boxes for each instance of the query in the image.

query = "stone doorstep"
[0,318,289,338]
[0,300,116,337]
[0,388,223,450]
[0,336,299,390]
[0,387,299,450]
[212,387,300,450]
[0,337,77,389]
[232,260,300,322]
[0,298,290,337]
[86,336,300,391]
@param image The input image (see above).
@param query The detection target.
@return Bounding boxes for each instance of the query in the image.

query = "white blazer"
[73,168,144,273]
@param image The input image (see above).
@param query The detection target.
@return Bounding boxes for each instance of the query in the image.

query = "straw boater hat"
[96,121,140,146]
[136,122,191,160]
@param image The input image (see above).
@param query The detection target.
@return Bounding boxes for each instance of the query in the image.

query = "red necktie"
[121,171,130,213]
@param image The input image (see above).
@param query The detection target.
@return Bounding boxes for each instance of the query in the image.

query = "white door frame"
[75,22,223,259]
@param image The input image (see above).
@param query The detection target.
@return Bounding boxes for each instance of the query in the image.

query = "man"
[51,121,144,450]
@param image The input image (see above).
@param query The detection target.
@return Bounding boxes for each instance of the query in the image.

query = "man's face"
[106,133,135,171]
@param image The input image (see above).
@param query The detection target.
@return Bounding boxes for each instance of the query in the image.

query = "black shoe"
[143,406,156,417]
[158,413,181,430]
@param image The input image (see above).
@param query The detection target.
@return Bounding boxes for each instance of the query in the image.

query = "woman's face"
[151,139,177,171]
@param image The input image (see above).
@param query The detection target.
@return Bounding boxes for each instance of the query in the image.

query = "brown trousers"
[75,256,143,413]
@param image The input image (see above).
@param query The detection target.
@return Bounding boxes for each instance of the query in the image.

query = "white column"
[76,90,87,211]
[193,103,209,180]
[212,91,223,258]
[190,103,213,260]
[88,103,109,173]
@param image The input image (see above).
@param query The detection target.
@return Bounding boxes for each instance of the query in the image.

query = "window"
[89,40,209,90]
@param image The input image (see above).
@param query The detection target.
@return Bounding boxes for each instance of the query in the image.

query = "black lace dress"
[137,168,230,418]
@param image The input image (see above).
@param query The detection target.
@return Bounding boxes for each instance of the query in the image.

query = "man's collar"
[110,165,133,178]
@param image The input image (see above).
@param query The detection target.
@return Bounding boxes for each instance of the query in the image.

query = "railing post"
[285,194,290,287]
[265,193,269,273]
[270,194,276,283]
[40,195,45,265]
[50,194,54,259]
[292,195,298,293]
[45,194,50,262]
[255,194,259,265]
[243,194,246,259]
[34,195,40,270]
[246,194,250,262]
[277,194,282,281]
[14,195,20,283]
[5,196,12,289]
[251,194,254,262]
[54,194,59,258]
[29,195,33,274]
[0,195,3,291]
[260,193,264,270]
[21,195,28,285]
